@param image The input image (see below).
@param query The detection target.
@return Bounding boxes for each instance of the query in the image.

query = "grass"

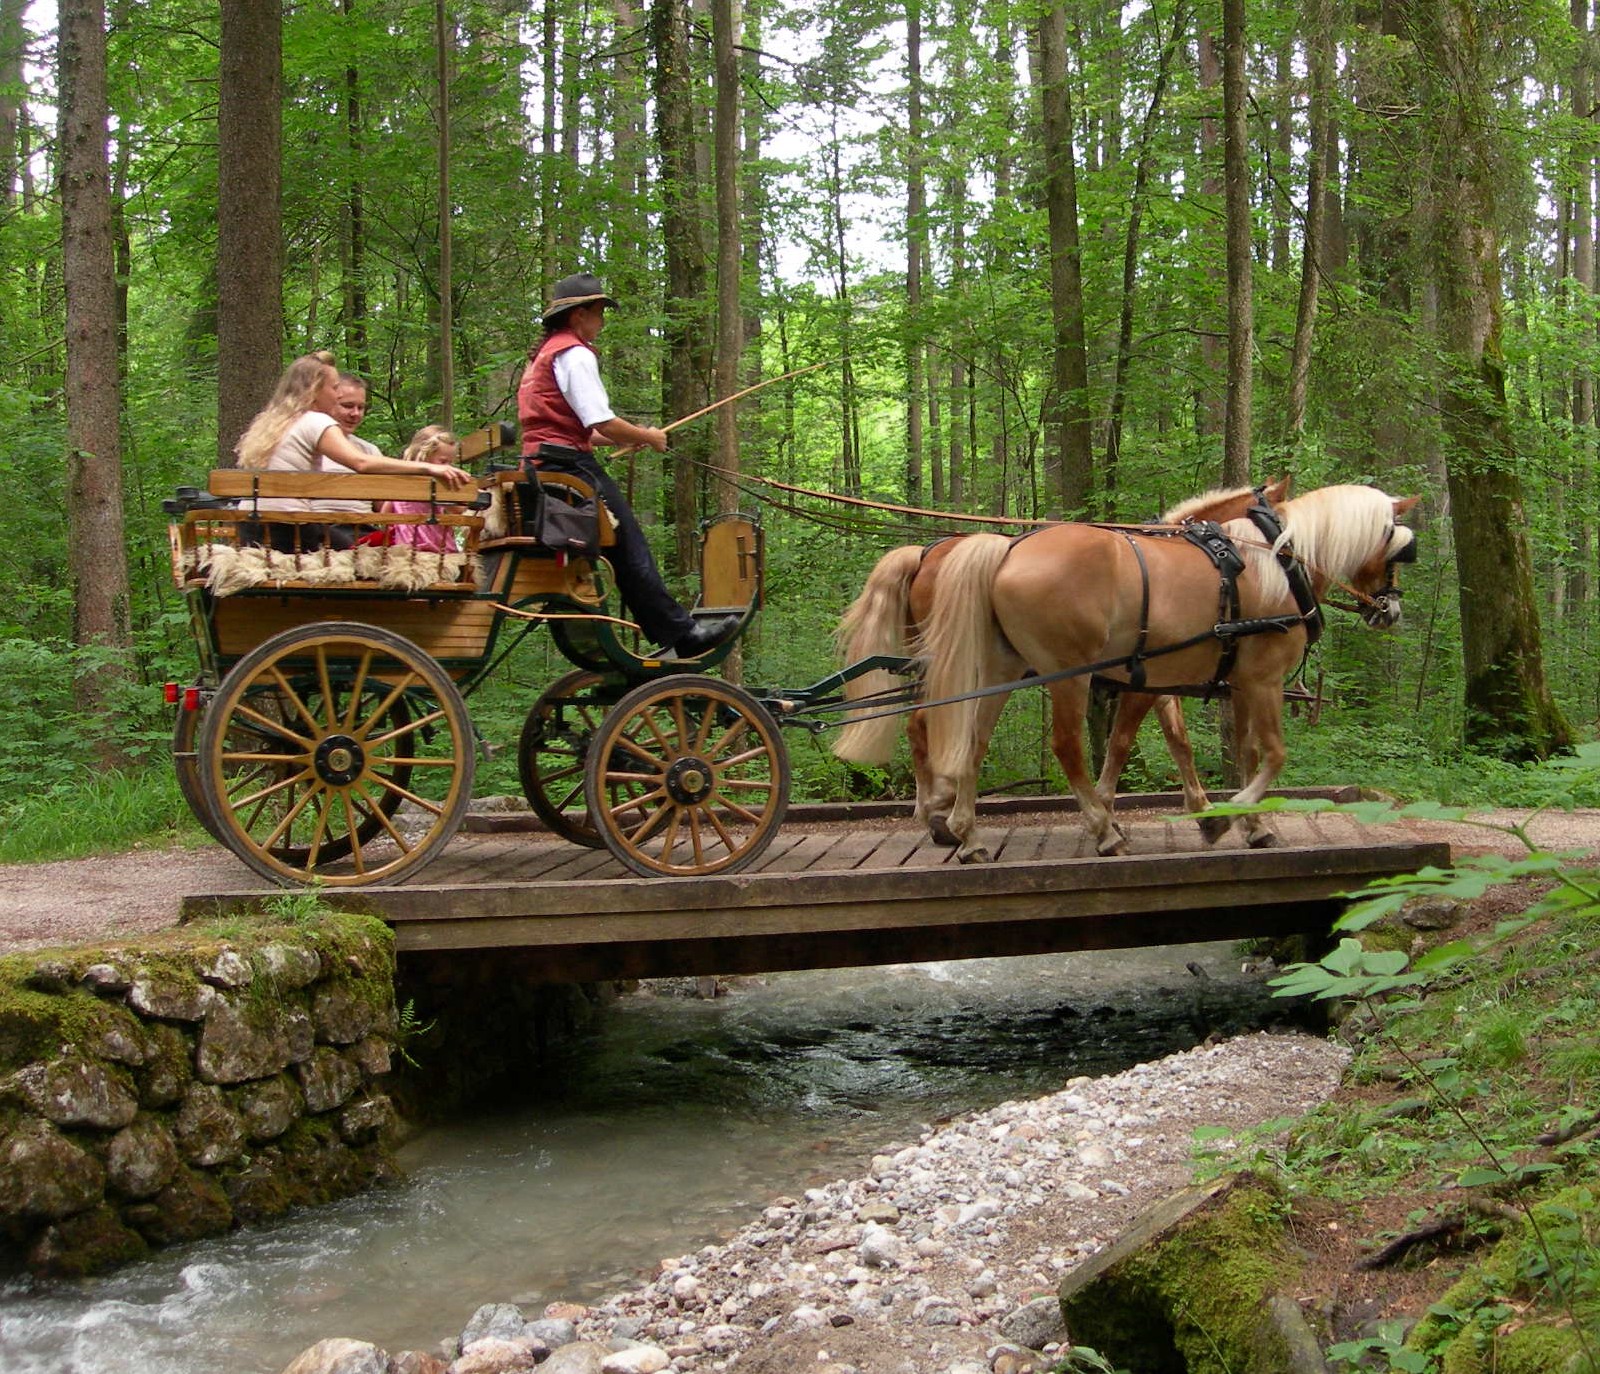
[0,765,203,864]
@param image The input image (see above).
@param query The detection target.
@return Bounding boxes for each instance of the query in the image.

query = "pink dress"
[383,500,459,552]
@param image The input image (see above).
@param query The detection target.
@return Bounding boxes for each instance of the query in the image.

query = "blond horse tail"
[830,545,926,763]
[919,533,1014,781]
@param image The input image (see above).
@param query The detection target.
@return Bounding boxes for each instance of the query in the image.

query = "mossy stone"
[124,1164,232,1246]
[27,1203,148,1277]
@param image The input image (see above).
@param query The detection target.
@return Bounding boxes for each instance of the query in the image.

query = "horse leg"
[946,693,1008,863]
[1094,690,1149,810]
[1147,695,1226,843]
[1050,679,1128,855]
[909,707,960,846]
[1226,681,1287,848]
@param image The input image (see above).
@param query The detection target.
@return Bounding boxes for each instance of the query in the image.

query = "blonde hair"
[401,425,456,465]
[235,352,338,470]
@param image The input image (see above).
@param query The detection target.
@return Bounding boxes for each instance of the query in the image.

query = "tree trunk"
[652,0,710,570]
[60,0,131,754]
[434,0,454,427]
[0,0,23,206]
[1196,25,1225,439]
[541,0,558,285]
[1036,0,1093,515]
[341,0,369,377]
[711,0,740,516]
[1285,0,1331,442]
[905,0,926,505]
[1220,0,1252,487]
[1421,0,1572,759]
[217,0,282,465]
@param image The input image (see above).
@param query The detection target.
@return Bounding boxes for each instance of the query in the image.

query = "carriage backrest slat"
[207,470,490,507]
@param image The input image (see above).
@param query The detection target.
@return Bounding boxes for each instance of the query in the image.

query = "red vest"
[518,329,597,456]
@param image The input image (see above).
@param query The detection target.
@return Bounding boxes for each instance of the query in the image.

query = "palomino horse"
[916,483,1418,861]
[831,479,1292,848]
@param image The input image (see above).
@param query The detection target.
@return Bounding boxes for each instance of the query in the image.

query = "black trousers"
[523,449,694,648]
[238,520,356,553]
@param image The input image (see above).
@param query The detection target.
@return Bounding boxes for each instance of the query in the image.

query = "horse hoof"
[1197,815,1231,844]
[1096,837,1129,857]
[929,815,959,846]
[1246,828,1281,849]
[958,846,992,864]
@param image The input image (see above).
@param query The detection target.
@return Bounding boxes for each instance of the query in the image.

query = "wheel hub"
[314,734,366,786]
[665,756,714,804]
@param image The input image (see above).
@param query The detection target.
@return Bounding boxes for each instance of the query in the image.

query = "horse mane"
[1273,485,1406,581]
[1161,483,1256,524]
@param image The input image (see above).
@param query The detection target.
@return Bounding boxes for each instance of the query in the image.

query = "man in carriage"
[518,272,741,661]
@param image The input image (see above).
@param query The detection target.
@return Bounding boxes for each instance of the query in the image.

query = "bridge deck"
[181,795,1451,982]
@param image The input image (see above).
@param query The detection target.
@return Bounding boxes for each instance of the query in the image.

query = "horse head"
[1350,495,1420,628]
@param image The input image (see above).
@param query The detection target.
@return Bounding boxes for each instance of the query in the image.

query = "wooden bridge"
[180,790,1451,982]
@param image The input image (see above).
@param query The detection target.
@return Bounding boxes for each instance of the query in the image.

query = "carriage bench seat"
[475,467,618,552]
[168,471,491,598]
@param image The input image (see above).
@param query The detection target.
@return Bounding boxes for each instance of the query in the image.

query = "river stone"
[387,1352,448,1374]
[198,996,293,1084]
[174,1081,246,1166]
[199,949,253,989]
[129,969,217,1021]
[312,981,380,1045]
[284,1007,316,1063]
[338,1092,398,1144]
[526,1318,578,1349]
[105,1116,180,1198]
[454,1337,544,1373]
[539,1343,609,1374]
[125,1165,232,1245]
[996,1295,1068,1351]
[460,1302,529,1346]
[258,943,323,990]
[238,1073,303,1141]
[0,1118,104,1220]
[858,1200,901,1224]
[137,1023,193,1107]
[81,961,131,994]
[91,1005,151,1065]
[27,1202,148,1277]
[599,1347,669,1374]
[25,958,74,992]
[348,1034,392,1076]
[11,1053,138,1128]
[277,1337,388,1374]
[297,1046,362,1112]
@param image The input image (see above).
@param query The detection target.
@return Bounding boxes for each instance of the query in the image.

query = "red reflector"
[182,687,201,711]
[164,682,179,704]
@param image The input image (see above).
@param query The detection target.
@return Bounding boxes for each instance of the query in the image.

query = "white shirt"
[256,411,341,513]
[319,433,381,513]
[552,346,616,429]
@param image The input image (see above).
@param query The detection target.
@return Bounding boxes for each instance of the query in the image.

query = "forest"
[4,0,1600,855]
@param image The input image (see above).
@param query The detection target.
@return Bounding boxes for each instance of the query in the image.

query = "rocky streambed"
[280,1031,1349,1374]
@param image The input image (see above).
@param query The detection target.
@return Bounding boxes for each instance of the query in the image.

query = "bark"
[1105,1,1187,508]
[712,0,740,515]
[217,0,283,466]
[541,0,558,285]
[1220,0,1251,487]
[434,0,453,428]
[0,0,23,206]
[1285,0,1332,441]
[652,0,711,570]
[1036,0,1093,515]
[905,0,926,505]
[342,0,369,377]
[1270,39,1293,275]
[1196,24,1225,438]
[60,0,132,751]
[1568,0,1593,611]
[1419,0,1572,759]
[739,0,766,416]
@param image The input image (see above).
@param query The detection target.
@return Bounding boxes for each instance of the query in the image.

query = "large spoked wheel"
[584,674,789,878]
[173,701,225,843]
[517,668,613,848]
[197,623,474,886]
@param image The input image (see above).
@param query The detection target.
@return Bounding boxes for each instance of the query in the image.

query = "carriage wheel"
[173,701,225,843]
[517,668,612,848]
[584,674,789,878]
[197,623,474,886]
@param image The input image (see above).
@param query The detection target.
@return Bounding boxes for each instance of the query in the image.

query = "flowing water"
[0,942,1305,1373]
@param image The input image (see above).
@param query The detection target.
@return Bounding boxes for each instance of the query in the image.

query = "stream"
[0,941,1305,1373]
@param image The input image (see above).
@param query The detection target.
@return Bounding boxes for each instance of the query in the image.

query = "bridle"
[1325,522,1417,624]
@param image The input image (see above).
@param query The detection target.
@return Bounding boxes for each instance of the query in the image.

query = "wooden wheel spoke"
[352,780,407,847]
[366,703,443,747]
[226,763,312,813]
[342,650,376,731]
[231,702,314,751]
[690,699,716,754]
[669,697,691,752]
[368,771,444,819]
[701,803,738,852]
[685,807,707,865]
[612,731,669,768]
[704,715,753,762]
[339,792,369,875]
[659,805,683,858]
[377,754,456,768]
[715,775,776,794]
[266,665,322,735]
[636,708,678,757]
[260,777,325,852]
[619,794,675,843]
[708,794,763,826]
[718,744,771,770]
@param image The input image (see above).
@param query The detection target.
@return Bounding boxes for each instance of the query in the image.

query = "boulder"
[278,1338,389,1374]
[197,997,293,1084]
[136,1023,193,1108]
[105,1116,181,1198]
[174,1081,246,1166]
[237,1074,304,1142]
[312,982,381,1045]
[10,1053,138,1128]
[539,1344,609,1374]
[125,1165,232,1246]
[129,969,217,1021]
[26,1203,147,1277]
[0,1119,104,1220]
[297,1046,363,1113]
[257,943,323,990]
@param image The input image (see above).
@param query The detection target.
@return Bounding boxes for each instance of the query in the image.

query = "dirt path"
[2,807,1595,957]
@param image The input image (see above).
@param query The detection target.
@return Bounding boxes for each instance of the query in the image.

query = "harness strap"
[1120,532,1151,691]
[1245,497,1323,647]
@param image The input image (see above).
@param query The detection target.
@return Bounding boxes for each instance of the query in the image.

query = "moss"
[27,1203,149,1278]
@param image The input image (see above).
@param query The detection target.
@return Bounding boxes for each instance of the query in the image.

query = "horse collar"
[1245,499,1323,647]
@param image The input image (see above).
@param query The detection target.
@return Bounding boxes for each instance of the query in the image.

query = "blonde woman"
[235,353,472,551]
[381,425,461,552]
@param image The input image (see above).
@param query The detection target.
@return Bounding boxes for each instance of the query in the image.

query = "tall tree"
[434,0,454,428]
[0,0,23,205]
[1219,0,1252,486]
[904,0,927,505]
[1416,0,1572,758]
[216,0,283,464]
[711,0,741,514]
[59,0,131,753]
[1036,0,1093,514]
[1285,0,1332,442]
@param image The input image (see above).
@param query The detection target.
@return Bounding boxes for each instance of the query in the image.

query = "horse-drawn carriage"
[165,425,791,887]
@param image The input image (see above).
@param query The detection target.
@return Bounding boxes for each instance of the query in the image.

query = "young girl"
[383,426,462,551]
